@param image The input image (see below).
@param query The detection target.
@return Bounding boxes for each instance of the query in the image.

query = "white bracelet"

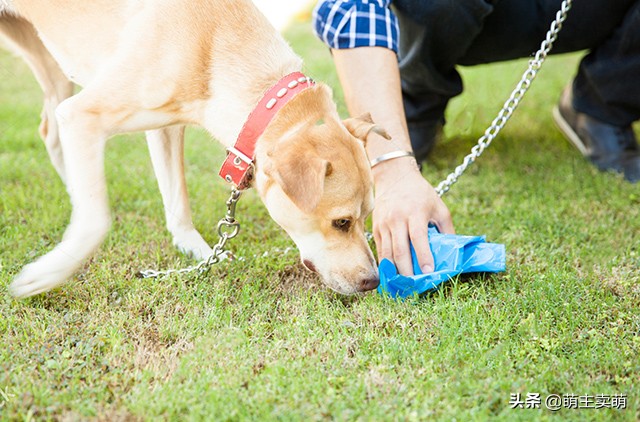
[370,150,415,168]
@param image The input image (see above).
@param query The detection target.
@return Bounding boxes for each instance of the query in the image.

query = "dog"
[0,0,387,298]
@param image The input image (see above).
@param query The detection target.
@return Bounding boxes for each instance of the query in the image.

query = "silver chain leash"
[137,188,243,279]
[435,0,572,197]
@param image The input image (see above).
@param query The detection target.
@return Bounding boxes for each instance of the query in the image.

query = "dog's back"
[12,0,301,145]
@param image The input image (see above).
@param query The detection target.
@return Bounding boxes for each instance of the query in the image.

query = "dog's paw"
[8,237,94,298]
[9,257,75,298]
[173,229,213,260]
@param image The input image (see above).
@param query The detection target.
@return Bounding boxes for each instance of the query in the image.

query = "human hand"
[371,157,454,276]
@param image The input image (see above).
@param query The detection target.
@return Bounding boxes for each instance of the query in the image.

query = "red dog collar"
[219,72,315,189]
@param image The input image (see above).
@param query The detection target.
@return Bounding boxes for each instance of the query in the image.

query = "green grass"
[1,19,639,421]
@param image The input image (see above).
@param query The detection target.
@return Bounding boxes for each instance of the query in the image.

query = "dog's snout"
[302,259,317,273]
[358,276,379,292]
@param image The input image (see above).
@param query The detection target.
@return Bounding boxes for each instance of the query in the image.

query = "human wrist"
[371,153,421,186]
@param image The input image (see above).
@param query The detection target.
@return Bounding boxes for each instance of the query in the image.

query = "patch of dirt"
[273,262,324,293]
[580,263,640,297]
[131,336,194,382]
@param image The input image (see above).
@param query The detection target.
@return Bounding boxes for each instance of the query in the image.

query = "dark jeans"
[393,0,640,155]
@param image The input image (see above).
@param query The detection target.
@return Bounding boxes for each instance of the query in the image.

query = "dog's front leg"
[146,127,213,260]
[9,92,112,298]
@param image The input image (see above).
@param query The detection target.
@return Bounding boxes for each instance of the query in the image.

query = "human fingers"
[374,213,420,276]
[390,222,415,276]
[409,216,434,274]
[431,199,455,235]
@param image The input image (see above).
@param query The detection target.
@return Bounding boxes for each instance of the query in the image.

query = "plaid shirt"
[313,0,399,53]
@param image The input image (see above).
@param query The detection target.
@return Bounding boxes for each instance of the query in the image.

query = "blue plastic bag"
[378,226,506,299]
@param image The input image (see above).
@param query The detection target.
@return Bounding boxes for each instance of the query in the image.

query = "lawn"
[1,15,639,422]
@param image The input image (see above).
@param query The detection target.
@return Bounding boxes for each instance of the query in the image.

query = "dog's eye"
[332,218,352,232]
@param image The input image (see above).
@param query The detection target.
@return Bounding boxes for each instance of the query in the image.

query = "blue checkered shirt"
[313,0,399,53]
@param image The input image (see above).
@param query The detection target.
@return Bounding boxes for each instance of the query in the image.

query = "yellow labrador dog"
[0,0,385,298]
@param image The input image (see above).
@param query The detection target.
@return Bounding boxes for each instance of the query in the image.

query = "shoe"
[408,119,444,164]
[553,87,640,183]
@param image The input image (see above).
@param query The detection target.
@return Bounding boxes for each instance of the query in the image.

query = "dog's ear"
[270,146,331,213]
[343,113,391,144]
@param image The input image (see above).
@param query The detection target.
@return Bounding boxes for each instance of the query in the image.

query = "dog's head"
[254,83,387,294]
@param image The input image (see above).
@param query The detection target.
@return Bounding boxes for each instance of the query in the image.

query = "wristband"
[370,150,415,168]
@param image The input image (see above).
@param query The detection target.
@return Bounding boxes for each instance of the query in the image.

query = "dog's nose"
[358,277,379,292]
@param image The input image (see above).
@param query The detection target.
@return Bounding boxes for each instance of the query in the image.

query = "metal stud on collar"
[266,98,277,110]
[265,77,313,110]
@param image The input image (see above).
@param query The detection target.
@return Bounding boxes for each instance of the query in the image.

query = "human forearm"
[331,46,417,180]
